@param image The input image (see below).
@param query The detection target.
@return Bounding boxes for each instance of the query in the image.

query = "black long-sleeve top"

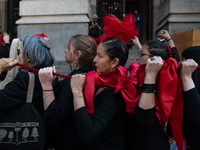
[182,84,200,149]
[0,70,45,114]
[73,87,126,150]
[133,106,169,150]
[43,67,90,150]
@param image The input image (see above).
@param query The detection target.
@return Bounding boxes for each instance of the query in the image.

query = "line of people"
[0,29,199,150]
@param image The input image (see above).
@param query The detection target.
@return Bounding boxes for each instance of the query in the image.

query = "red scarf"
[83,62,140,115]
[84,58,183,150]
[137,57,183,150]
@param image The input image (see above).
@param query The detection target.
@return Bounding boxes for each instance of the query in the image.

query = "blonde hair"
[70,34,97,70]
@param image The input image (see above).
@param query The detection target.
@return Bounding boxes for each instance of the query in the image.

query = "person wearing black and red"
[39,34,97,150]
[179,46,200,150]
[70,37,128,150]
[0,32,10,81]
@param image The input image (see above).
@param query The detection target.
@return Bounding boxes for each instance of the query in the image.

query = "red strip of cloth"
[83,62,140,115]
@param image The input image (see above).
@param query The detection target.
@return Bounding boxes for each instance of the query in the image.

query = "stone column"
[155,0,200,35]
[16,0,92,61]
[0,0,7,33]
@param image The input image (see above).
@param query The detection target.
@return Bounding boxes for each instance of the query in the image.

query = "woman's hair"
[145,40,179,61]
[23,36,55,68]
[101,37,129,66]
[182,46,200,86]
[70,34,97,70]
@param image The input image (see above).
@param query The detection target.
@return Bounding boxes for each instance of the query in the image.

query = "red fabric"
[137,58,183,150]
[157,58,183,150]
[93,13,138,45]
[16,63,71,79]
[33,33,48,38]
[0,33,5,46]
[167,45,172,57]
[83,62,140,115]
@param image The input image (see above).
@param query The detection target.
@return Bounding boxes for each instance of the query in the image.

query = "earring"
[110,68,113,71]
[74,61,80,70]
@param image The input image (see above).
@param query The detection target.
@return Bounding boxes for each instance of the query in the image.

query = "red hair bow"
[0,33,5,46]
[167,45,172,57]
[33,33,48,38]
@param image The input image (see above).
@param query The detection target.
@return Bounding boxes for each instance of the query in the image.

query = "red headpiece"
[0,33,5,46]
[33,33,48,38]
[91,13,138,45]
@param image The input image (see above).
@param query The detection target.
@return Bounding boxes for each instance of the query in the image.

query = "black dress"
[73,87,126,150]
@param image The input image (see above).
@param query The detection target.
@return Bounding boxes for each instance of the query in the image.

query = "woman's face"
[64,41,77,65]
[93,43,113,73]
[136,44,151,65]
[18,45,24,65]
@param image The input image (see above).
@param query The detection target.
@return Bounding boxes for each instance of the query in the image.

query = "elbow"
[79,128,99,143]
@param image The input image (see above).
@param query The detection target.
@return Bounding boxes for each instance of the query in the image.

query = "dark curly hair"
[145,40,180,61]
[101,37,129,66]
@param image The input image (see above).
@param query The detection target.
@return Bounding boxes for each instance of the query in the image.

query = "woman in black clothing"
[125,34,180,150]
[0,32,10,81]
[0,36,55,149]
[70,37,128,150]
[180,46,200,150]
[38,34,97,150]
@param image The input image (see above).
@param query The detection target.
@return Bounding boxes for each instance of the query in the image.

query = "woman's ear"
[27,58,33,67]
[76,50,82,59]
[111,58,119,69]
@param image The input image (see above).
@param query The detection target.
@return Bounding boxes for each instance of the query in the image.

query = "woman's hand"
[158,30,171,41]
[131,36,142,48]
[71,74,86,93]
[180,59,198,79]
[0,58,17,74]
[145,56,163,83]
[3,33,10,44]
[39,66,56,90]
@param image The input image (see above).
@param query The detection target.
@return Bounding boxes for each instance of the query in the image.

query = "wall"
[154,0,200,37]
[0,0,7,33]
[17,0,91,62]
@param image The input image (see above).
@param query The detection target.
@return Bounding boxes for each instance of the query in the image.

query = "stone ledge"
[16,15,90,24]
[19,0,90,16]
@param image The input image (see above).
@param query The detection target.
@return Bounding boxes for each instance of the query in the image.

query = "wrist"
[181,74,192,81]
[167,37,172,42]
[144,74,157,84]
[141,83,156,93]
[42,85,53,91]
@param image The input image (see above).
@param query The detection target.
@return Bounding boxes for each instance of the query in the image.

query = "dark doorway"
[7,0,21,40]
[125,0,153,42]
[97,0,153,43]
[97,0,125,23]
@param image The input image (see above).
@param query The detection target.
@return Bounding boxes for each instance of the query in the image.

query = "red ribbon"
[33,33,48,38]
[16,63,71,79]
[167,45,173,57]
